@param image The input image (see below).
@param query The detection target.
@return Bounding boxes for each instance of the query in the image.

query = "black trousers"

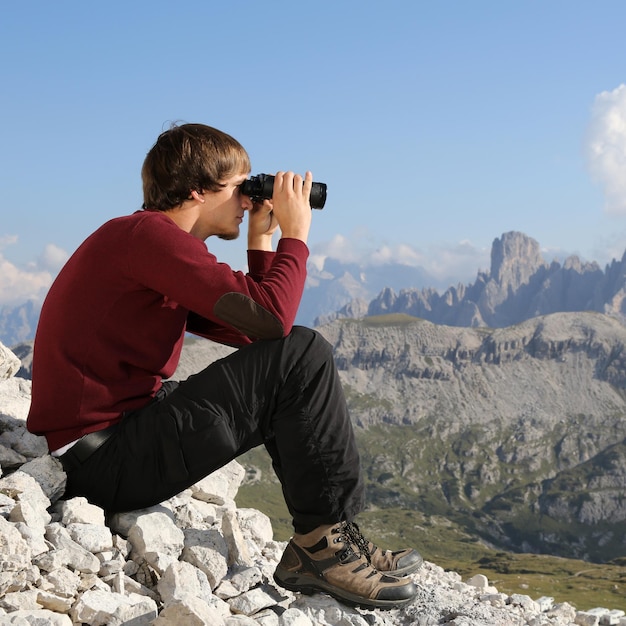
[64,327,365,533]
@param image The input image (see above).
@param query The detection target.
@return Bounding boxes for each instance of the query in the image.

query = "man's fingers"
[274,171,312,199]
[302,171,313,200]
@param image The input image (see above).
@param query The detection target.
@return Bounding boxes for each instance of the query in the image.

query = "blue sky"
[2,1,626,306]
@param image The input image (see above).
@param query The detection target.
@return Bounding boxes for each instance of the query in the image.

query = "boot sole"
[274,565,417,610]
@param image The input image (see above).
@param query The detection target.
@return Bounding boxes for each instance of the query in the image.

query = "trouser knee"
[286,326,334,367]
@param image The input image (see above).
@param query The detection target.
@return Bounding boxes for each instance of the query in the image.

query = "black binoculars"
[240,174,327,209]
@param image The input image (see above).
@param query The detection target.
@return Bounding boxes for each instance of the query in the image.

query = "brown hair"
[141,123,251,211]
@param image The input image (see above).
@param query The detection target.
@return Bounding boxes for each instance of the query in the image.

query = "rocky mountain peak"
[352,231,626,329]
[489,231,546,287]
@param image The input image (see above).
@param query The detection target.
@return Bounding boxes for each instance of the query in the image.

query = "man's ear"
[190,190,205,204]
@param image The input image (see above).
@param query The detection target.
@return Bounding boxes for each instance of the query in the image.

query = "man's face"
[204,171,253,241]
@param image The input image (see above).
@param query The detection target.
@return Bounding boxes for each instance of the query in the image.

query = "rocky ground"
[1,342,624,626]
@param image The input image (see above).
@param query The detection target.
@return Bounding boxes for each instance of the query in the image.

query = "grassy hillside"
[235,441,626,612]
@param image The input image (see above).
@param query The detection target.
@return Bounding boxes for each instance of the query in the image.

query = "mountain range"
[3,231,626,346]
[319,231,626,328]
[317,310,626,563]
[0,299,39,347]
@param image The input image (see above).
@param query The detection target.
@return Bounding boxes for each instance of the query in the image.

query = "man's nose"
[241,194,253,210]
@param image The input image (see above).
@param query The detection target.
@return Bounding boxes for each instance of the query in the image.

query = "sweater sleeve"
[247,249,275,282]
[127,215,308,343]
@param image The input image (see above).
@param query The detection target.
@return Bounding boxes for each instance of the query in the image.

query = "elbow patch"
[213,293,284,340]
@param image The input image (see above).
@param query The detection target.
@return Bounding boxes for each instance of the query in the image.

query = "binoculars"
[240,174,327,209]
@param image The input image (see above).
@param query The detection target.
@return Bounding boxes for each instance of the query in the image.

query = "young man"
[27,123,421,609]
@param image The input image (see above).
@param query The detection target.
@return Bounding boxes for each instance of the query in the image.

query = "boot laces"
[339,521,372,565]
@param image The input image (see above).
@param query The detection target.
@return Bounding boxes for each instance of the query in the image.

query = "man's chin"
[218,231,240,242]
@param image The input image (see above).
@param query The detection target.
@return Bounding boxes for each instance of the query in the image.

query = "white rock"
[18,455,66,502]
[13,521,48,558]
[188,498,219,524]
[0,492,15,515]
[0,344,20,379]
[278,607,314,625]
[0,471,50,514]
[215,579,240,599]
[157,560,213,606]
[182,527,229,589]
[127,511,185,575]
[0,608,73,625]
[480,592,508,608]
[0,589,40,611]
[112,534,129,558]
[57,496,106,525]
[508,592,540,612]
[575,612,601,626]
[237,507,274,546]
[41,567,81,598]
[465,573,489,590]
[222,507,253,567]
[0,442,27,468]
[602,609,626,624]
[118,574,159,601]
[36,589,74,612]
[228,587,278,616]
[0,377,31,416]
[98,555,125,577]
[549,602,577,621]
[229,566,263,593]
[66,522,113,554]
[9,500,51,530]
[107,503,174,537]
[0,515,32,572]
[71,589,158,626]
[37,524,100,574]
[255,609,281,626]
[152,595,226,626]
[170,499,211,529]
[536,595,555,612]
[190,460,245,504]
[226,615,263,625]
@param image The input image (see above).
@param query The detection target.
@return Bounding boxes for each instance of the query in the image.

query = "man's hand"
[248,199,279,251]
[271,171,313,244]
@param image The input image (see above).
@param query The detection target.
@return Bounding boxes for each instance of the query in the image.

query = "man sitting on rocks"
[26,123,422,609]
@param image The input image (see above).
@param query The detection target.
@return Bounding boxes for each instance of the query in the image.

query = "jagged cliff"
[317,311,626,562]
[323,231,626,328]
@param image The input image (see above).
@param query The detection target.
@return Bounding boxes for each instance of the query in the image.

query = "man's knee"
[283,327,337,381]
[288,326,333,359]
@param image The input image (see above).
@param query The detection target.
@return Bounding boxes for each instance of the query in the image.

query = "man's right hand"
[271,171,313,244]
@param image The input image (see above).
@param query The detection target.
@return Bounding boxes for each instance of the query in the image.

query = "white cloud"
[311,234,362,265]
[37,243,69,272]
[0,237,68,307]
[370,244,426,266]
[0,256,52,306]
[588,84,626,215]
[426,239,490,283]
[309,233,490,286]
[0,235,18,249]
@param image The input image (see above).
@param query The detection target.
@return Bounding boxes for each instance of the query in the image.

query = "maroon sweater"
[27,211,309,451]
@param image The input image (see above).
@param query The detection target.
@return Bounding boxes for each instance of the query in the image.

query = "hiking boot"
[273,522,418,609]
[316,520,423,576]
[364,535,423,576]
[367,542,423,577]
